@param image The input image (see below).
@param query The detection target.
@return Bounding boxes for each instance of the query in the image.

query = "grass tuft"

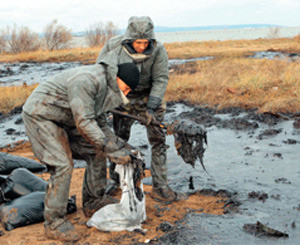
[0,84,38,114]
[166,58,300,113]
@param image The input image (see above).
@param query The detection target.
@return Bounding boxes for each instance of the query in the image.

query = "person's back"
[23,64,107,127]
[22,56,141,242]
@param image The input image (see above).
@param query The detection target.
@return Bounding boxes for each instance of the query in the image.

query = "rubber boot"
[83,194,118,218]
[45,218,80,242]
[151,185,188,202]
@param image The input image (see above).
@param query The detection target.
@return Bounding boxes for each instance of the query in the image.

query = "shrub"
[104,21,119,42]
[267,26,281,39]
[7,24,41,53]
[86,22,106,47]
[0,27,9,53]
[294,33,300,40]
[86,21,119,47]
[44,19,72,51]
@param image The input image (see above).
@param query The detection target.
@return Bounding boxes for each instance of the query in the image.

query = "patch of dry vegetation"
[86,21,119,47]
[1,36,299,63]
[7,25,41,53]
[0,47,100,63]
[165,36,300,59]
[0,37,299,114]
[0,84,38,114]
[166,58,300,113]
[44,19,72,51]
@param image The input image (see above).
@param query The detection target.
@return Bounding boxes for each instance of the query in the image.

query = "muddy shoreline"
[1,51,299,87]
[1,101,299,244]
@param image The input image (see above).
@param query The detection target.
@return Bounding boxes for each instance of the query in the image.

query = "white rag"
[86,163,146,231]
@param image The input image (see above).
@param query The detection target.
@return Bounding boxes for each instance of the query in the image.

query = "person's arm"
[148,44,169,109]
[67,74,107,149]
[67,75,130,164]
[96,42,111,64]
[145,45,169,124]
[96,114,125,146]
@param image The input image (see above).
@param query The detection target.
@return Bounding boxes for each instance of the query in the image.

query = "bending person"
[22,53,140,242]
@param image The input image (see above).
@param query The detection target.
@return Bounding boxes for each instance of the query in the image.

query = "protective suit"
[96,16,169,189]
[22,50,126,225]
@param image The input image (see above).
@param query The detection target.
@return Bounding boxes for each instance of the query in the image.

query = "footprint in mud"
[293,118,300,129]
[282,138,297,144]
[243,221,289,238]
[248,191,268,202]
[274,178,291,184]
[257,129,282,140]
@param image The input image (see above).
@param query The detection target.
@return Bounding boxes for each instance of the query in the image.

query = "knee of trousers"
[49,162,73,177]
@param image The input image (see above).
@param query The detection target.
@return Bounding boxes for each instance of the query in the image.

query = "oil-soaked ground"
[0,53,300,244]
[1,102,299,244]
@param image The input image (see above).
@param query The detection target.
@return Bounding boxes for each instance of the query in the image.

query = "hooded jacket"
[23,50,124,149]
[96,16,169,109]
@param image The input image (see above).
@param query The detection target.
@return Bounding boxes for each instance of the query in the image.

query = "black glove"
[146,96,162,126]
[103,139,130,165]
[105,147,132,165]
[145,109,156,126]
[103,139,124,153]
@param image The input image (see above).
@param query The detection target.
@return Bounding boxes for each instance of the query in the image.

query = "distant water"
[72,26,300,47]
[155,26,300,43]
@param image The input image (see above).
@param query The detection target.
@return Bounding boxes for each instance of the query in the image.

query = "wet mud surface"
[0,54,300,243]
[2,102,299,244]
[0,62,82,86]
[154,103,300,244]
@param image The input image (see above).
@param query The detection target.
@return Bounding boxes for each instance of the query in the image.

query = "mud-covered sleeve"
[96,114,125,144]
[96,42,111,64]
[67,74,107,149]
[149,45,169,100]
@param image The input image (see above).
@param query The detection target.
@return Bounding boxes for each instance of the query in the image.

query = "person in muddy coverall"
[96,16,187,202]
[22,52,140,242]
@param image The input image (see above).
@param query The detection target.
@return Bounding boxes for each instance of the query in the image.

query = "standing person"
[22,51,140,242]
[97,16,187,202]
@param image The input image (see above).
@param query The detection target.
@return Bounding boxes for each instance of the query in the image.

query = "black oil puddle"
[0,62,82,86]
[1,102,300,244]
[248,51,300,61]
[0,58,214,87]
[151,103,300,244]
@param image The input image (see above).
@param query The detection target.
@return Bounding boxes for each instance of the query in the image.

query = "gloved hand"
[145,109,156,126]
[105,147,132,165]
[103,139,124,153]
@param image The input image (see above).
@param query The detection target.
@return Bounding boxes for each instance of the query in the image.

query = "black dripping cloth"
[117,63,140,90]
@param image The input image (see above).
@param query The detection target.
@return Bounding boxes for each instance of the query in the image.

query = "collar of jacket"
[122,39,155,55]
[119,89,129,105]
[122,46,152,63]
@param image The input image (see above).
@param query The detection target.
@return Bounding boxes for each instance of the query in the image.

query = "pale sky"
[0,0,299,33]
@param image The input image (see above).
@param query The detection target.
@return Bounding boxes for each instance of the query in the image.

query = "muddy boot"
[45,218,80,242]
[151,185,188,203]
[83,195,118,218]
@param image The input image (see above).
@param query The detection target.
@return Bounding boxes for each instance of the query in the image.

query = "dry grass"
[0,47,101,64]
[0,84,38,114]
[0,37,299,114]
[166,58,300,113]
[165,37,300,59]
[0,37,299,63]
